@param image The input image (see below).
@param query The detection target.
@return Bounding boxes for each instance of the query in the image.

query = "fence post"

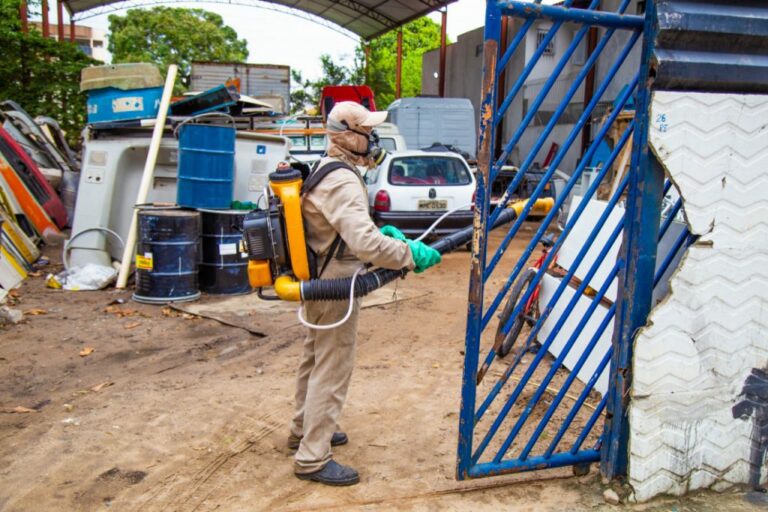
[456,0,501,480]
[600,1,663,480]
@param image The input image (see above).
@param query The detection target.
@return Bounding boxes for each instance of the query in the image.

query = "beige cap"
[327,101,388,132]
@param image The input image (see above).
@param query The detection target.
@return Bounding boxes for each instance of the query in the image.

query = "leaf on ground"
[79,347,95,357]
[28,271,42,277]
[161,307,178,317]
[2,406,37,413]
[25,308,47,315]
[124,322,141,330]
[181,313,199,320]
[91,381,114,392]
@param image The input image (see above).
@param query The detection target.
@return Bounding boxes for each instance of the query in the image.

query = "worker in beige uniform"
[288,102,441,486]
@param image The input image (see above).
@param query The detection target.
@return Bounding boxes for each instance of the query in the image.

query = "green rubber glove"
[406,239,442,273]
[380,224,407,241]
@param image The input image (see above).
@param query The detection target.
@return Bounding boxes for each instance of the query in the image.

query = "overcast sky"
[42,0,488,80]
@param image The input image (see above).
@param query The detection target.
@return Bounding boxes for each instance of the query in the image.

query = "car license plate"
[418,199,448,211]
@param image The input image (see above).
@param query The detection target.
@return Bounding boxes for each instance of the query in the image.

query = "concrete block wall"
[628,91,768,501]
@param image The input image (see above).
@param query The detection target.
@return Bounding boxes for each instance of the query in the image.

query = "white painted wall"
[629,91,768,501]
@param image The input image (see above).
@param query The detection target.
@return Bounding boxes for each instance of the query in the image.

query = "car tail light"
[374,190,391,212]
[471,190,476,211]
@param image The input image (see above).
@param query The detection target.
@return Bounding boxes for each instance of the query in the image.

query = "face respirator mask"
[327,118,388,166]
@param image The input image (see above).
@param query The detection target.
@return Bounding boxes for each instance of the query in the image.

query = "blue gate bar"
[469,449,600,478]
[487,33,640,232]
[546,336,614,457]
[519,304,617,460]
[476,170,629,421]
[601,0,663,478]
[473,218,626,464]
[543,220,692,458]
[496,18,535,80]
[498,1,645,29]
[659,197,683,240]
[492,29,639,191]
[494,0,599,126]
[492,262,623,463]
[475,122,635,387]
[654,228,691,288]
[572,396,608,454]
[482,77,638,336]
[494,0,631,152]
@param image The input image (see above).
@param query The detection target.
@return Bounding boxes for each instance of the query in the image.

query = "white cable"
[297,266,364,330]
[297,204,471,329]
[415,204,473,241]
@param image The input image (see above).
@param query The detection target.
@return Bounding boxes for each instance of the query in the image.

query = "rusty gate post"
[396,29,403,99]
[70,18,75,42]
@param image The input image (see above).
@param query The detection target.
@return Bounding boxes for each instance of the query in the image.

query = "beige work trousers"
[290,261,362,474]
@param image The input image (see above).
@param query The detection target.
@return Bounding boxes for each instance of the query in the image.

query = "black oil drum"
[133,207,201,304]
[198,209,251,295]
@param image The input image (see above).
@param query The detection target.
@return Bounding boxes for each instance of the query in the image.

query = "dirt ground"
[0,226,764,511]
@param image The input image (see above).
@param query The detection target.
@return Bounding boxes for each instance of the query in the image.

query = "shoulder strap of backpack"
[301,161,357,196]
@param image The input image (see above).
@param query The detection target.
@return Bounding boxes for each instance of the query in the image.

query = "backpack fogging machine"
[241,163,554,302]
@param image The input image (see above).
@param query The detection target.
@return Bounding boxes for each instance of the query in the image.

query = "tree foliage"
[108,7,249,93]
[0,0,96,148]
[366,17,446,108]
[290,52,364,114]
[291,17,445,114]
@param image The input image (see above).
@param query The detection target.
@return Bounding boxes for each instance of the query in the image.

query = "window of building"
[536,29,555,56]
[93,40,103,48]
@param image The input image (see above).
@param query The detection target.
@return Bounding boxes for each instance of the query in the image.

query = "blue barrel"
[133,207,201,304]
[198,209,251,295]
[177,123,235,209]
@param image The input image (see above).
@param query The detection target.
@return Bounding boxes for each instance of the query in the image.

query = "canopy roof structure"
[62,0,455,40]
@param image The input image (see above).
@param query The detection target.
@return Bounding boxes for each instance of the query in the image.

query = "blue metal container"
[133,207,201,304]
[86,86,163,124]
[177,123,236,209]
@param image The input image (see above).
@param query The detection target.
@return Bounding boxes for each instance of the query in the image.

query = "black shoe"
[287,431,348,451]
[295,460,359,486]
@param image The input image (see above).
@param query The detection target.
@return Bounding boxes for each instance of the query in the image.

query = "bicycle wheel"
[495,268,538,358]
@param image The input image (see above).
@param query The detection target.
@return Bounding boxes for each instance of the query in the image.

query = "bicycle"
[494,233,557,359]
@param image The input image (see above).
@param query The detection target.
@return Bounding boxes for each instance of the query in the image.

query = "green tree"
[108,7,249,93]
[0,0,96,147]
[290,52,364,114]
[366,17,446,108]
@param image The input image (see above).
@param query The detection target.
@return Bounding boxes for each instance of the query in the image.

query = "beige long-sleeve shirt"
[302,157,415,273]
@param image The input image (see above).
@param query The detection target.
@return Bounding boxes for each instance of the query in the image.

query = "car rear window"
[388,156,471,186]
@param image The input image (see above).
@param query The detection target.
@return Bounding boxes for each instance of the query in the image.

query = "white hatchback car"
[364,150,476,239]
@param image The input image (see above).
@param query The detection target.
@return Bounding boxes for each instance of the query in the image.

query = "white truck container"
[190,62,290,114]
[387,97,476,159]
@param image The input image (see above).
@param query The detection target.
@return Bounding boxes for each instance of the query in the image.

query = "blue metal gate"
[457,0,679,480]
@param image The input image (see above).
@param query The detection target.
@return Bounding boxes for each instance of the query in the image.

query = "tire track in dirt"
[131,408,283,511]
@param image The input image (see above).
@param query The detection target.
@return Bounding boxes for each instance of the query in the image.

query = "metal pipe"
[439,9,447,97]
[57,0,64,41]
[468,449,599,478]
[395,29,403,99]
[498,1,644,29]
[42,0,50,38]
[580,24,599,155]
[494,15,510,159]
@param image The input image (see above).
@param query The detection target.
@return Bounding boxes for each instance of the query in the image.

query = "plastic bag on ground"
[47,264,117,291]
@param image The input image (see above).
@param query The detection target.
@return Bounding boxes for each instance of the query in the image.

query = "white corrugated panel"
[629,91,768,501]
